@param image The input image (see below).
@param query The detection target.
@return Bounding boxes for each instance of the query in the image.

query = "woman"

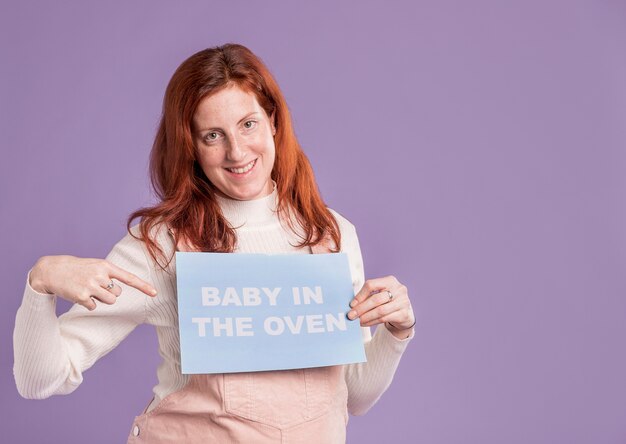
[14,43,416,443]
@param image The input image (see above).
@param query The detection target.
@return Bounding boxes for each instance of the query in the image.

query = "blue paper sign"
[175,252,367,374]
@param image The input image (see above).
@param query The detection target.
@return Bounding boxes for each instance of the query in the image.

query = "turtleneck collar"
[214,180,280,228]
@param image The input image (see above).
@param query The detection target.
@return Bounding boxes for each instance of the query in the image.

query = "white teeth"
[226,159,256,174]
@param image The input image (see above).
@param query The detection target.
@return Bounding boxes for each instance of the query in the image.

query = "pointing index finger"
[107,263,157,297]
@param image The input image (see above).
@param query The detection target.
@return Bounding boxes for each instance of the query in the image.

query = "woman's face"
[192,84,276,201]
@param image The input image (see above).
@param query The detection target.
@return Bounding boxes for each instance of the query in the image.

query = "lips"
[224,159,256,174]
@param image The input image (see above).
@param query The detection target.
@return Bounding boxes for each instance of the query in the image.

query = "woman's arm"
[331,211,415,416]
[13,227,156,399]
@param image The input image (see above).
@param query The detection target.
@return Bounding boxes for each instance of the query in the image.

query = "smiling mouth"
[224,159,257,174]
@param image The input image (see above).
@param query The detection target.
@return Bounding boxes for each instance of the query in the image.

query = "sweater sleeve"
[12,227,153,399]
[330,210,415,416]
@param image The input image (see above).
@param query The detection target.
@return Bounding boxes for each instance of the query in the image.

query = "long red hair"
[127,43,341,269]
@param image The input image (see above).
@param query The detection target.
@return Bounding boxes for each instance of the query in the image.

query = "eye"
[203,131,220,143]
[243,120,257,130]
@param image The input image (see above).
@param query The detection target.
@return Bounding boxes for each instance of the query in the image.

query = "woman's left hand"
[347,275,416,339]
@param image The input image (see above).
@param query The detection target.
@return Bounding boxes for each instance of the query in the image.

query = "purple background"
[2,1,625,442]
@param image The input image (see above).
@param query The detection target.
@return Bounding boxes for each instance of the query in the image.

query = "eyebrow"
[196,111,260,133]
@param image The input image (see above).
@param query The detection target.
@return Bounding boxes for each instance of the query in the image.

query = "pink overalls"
[127,238,350,443]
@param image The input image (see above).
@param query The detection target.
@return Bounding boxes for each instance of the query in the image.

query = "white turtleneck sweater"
[13,185,414,416]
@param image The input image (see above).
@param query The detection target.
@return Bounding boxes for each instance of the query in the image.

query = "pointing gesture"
[29,255,158,311]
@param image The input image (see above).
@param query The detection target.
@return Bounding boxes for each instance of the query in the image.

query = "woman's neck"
[214,180,279,227]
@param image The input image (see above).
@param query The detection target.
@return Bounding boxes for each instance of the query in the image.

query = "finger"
[350,276,399,307]
[363,311,415,328]
[106,262,157,297]
[361,303,407,327]
[78,294,98,311]
[358,297,404,324]
[350,281,407,318]
[91,286,117,305]
[348,290,392,320]
[110,283,122,297]
[102,280,122,297]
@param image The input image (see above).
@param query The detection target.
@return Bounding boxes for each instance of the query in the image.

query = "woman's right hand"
[28,255,158,311]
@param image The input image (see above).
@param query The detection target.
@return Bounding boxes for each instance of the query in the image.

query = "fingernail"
[349,299,356,308]
[348,310,357,319]
[151,289,158,296]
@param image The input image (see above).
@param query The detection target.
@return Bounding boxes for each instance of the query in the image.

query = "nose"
[225,134,247,163]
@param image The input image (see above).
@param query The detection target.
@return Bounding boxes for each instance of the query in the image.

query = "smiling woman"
[13,43,416,444]
[192,84,277,202]
[129,44,347,260]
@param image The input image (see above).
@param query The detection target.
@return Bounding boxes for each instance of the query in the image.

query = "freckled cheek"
[198,151,226,170]
[251,137,275,156]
